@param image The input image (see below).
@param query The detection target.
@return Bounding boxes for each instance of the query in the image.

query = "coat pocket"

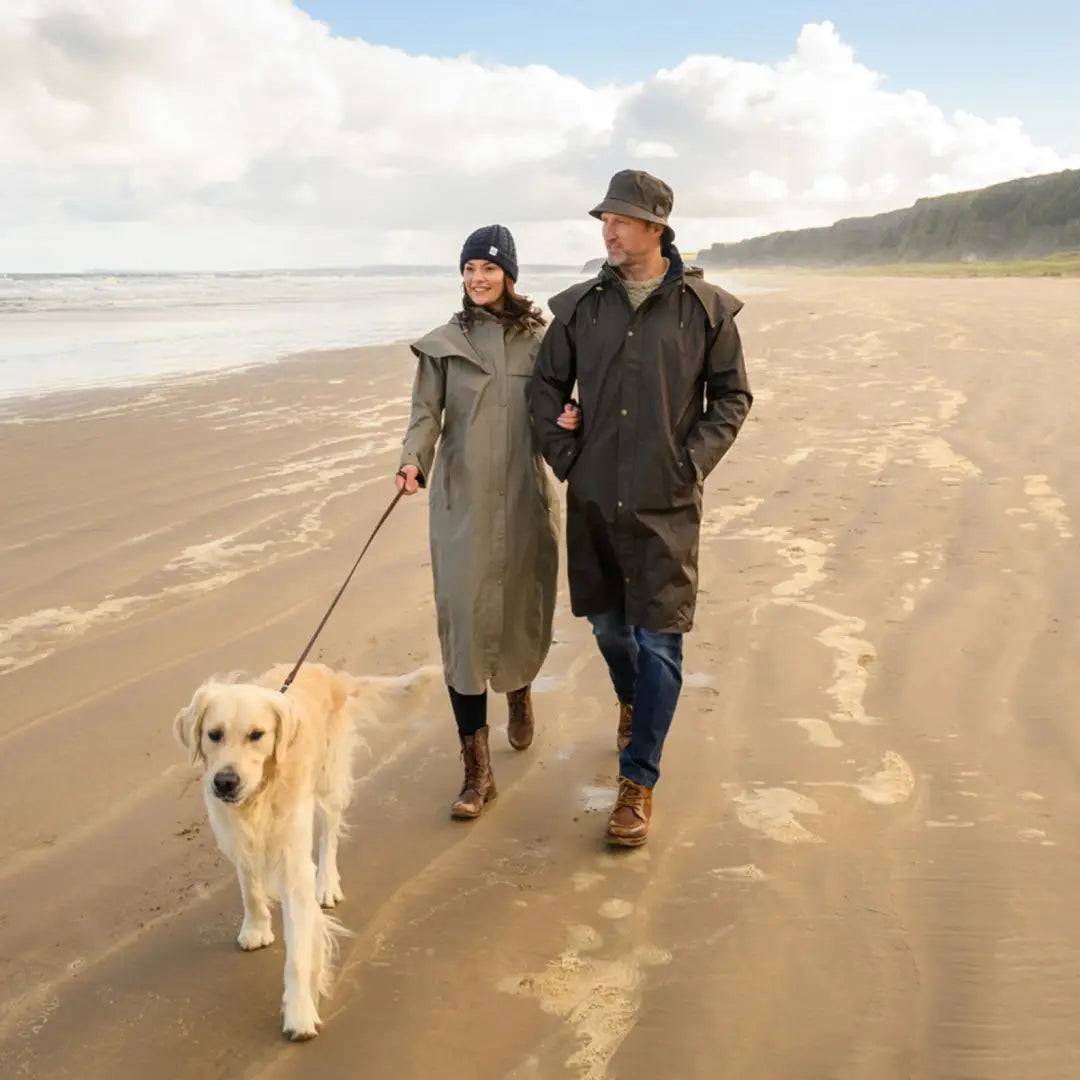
[667,445,698,506]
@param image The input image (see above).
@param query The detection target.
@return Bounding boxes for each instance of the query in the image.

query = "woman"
[396,225,579,819]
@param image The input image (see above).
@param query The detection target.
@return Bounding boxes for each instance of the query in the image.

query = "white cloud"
[628,140,679,160]
[1,4,1076,270]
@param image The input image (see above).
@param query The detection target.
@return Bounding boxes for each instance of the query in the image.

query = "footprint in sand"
[683,672,717,690]
[598,899,634,920]
[699,496,763,539]
[711,864,769,882]
[855,751,915,805]
[783,717,844,748]
[1018,828,1056,847]
[579,785,616,813]
[1023,475,1073,539]
[572,872,606,894]
[567,924,604,950]
[771,599,879,728]
[801,751,917,807]
[740,752,915,846]
[891,546,945,618]
[732,788,824,844]
[499,926,671,1080]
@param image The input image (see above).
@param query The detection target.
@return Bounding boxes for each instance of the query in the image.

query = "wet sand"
[2,275,1080,1078]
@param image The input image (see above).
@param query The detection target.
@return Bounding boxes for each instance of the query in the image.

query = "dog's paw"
[315,876,344,909]
[283,996,321,1041]
[237,923,275,950]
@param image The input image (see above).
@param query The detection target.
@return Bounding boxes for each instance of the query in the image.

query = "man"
[529,169,752,846]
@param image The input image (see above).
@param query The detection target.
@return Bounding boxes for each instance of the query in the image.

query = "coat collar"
[411,316,490,371]
[411,312,540,371]
[548,243,742,328]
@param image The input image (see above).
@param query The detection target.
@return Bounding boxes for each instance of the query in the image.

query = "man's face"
[601,213,662,267]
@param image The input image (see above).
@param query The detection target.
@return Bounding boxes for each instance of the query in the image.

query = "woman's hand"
[395,465,420,495]
[557,402,582,432]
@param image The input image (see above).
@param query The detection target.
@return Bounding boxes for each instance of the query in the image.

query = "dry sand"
[2,275,1080,1079]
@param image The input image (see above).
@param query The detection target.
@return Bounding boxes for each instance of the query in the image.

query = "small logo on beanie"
[489,246,498,256]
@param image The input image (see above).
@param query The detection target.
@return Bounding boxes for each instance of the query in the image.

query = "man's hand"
[395,464,420,495]
[557,402,582,431]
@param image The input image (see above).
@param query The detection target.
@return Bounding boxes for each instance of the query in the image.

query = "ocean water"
[0,265,758,404]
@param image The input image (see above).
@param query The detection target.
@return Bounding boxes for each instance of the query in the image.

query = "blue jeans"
[588,609,683,789]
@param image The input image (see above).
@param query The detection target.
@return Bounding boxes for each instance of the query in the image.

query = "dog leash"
[279,479,408,694]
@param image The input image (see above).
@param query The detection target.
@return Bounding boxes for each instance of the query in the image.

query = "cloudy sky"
[2,0,1078,272]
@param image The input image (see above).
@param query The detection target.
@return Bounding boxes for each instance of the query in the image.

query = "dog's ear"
[173,687,210,768]
[270,694,300,764]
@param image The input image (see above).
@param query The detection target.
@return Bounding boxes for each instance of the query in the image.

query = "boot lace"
[615,777,647,819]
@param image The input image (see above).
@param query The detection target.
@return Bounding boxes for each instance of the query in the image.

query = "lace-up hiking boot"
[507,687,534,751]
[451,726,496,819]
[605,776,652,847]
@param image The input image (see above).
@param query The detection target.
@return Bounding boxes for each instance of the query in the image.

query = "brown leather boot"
[606,776,652,847]
[507,686,534,751]
[617,702,633,753]
[451,726,497,819]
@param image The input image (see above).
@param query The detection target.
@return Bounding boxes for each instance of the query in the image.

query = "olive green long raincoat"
[400,310,559,695]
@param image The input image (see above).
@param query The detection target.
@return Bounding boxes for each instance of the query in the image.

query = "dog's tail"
[344,663,442,700]
[342,663,443,726]
[314,909,352,1002]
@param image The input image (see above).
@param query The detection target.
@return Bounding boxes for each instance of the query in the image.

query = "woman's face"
[463,260,507,308]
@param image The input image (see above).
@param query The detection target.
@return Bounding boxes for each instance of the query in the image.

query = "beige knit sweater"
[621,258,669,310]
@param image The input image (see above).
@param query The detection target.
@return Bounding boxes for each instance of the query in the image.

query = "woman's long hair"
[457,279,545,334]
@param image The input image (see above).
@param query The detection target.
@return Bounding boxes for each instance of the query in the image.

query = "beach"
[3,273,1080,1079]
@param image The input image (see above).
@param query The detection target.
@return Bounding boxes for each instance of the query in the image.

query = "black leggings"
[448,687,487,736]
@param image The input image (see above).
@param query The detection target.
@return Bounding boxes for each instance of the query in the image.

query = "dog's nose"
[212,769,240,799]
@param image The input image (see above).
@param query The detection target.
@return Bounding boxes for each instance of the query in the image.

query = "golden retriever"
[174,661,390,1040]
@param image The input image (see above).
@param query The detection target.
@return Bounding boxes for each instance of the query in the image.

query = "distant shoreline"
[0,342,413,418]
[827,253,1080,278]
[704,253,1080,279]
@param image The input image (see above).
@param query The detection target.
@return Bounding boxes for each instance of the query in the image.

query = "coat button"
[617,500,623,508]
[620,408,627,416]
[627,330,634,337]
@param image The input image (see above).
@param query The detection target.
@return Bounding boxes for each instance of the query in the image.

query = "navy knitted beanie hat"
[459,224,518,282]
